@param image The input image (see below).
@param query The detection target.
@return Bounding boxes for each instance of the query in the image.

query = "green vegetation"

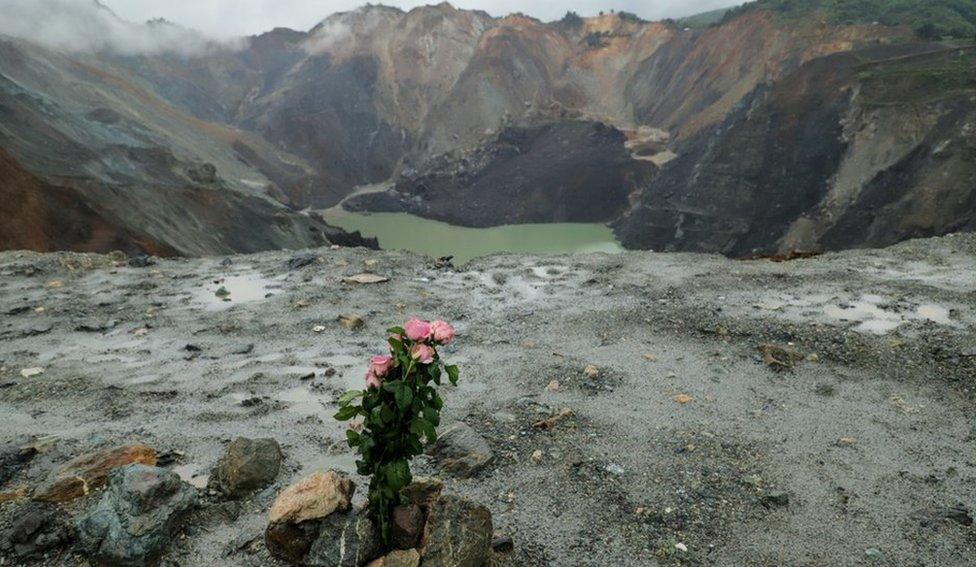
[676,7,735,29]
[724,0,976,39]
[559,11,584,28]
[858,50,976,105]
[617,11,645,23]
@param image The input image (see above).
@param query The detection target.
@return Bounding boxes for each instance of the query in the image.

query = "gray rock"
[391,504,424,550]
[210,437,283,499]
[761,491,790,508]
[0,502,73,558]
[490,535,513,553]
[426,423,493,478]
[288,253,319,271]
[76,464,198,567]
[420,494,492,567]
[0,443,35,486]
[266,520,322,564]
[186,163,218,184]
[305,510,382,567]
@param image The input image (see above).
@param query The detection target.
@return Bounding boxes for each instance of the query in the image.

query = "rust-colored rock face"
[0,149,173,256]
[32,444,157,503]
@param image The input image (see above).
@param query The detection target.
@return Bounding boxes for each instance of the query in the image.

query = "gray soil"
[1,234,974,566]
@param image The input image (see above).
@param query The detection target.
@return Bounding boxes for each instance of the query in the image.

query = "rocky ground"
[0,234,974,566]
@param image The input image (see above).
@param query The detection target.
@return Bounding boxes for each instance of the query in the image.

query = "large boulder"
[34,444,156,503]
[265,471,356,563]
[269,471,355,525]
[425,423,493,478]
[76,464,198,566]
[0,502,74,558]
[305,510,382,567]
[210,437,283,499]
[420,494,492,567]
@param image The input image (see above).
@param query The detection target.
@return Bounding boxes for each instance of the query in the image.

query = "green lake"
[322,211,624,265]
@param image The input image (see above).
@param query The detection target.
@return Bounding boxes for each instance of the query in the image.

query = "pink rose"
[410,343,435,364]
[430,320,455,345]
[370,354,394,377]
[365,369,381,390]
[404,318,432,342]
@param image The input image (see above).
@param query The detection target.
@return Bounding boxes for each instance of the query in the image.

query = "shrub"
[334,318,459,542]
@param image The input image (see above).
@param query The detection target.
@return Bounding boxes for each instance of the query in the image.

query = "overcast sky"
[103,0,743,38]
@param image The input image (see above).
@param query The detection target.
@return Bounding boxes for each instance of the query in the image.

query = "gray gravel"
[0,233,974,566]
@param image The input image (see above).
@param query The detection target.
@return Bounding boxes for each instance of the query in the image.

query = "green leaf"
[429,364,442,385]
[345,429,361,447]
[445,364,460,386]
[380,404,394,423]
[395,383,413,411]
[333,405,360,421]
[422,406,440,426]
[338,390,365,406]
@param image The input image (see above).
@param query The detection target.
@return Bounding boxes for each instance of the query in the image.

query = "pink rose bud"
[430,320,455,345]
[370,354,394,377]
[365,369,381,390]
[410,343,435,364]
[404,318,432,342]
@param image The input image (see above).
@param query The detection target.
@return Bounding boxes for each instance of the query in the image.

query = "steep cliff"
[613,44,976,255]
[0,1,972,256]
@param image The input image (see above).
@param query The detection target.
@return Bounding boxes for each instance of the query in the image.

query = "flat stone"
[34,443,157,503]
[426,423,493,478]
[420,494,492,567]
[76,464,197,566]
[210,437,283,499]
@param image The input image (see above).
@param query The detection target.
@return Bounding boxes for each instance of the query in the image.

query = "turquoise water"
[323,211,624,265]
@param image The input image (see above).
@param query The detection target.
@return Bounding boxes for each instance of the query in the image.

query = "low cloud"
[0,0,241,56]
[303,20,354,54]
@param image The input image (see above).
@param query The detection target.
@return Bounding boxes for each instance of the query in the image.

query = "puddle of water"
[194,271,276,310]
[824,298,904,334]
[276,386,331,416]
[172,464,210,489]
[856,319,903,334]
[917,304,952,324]
[302,452,359,475]
[823,295,957,334]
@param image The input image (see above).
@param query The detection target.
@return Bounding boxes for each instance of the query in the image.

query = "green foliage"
[560,11,584,28]
[858,50,976,105]
[334,324,458,543]
[618,11,645,23]
[676,8,734,29]
[724,0,976,39]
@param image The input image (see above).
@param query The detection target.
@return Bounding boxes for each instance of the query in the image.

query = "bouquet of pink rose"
[334,317,458,542]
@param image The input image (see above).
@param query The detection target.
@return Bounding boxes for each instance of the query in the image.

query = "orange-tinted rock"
[33,444,156,503]
[367,548,420,567]
[268,470,354,524]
